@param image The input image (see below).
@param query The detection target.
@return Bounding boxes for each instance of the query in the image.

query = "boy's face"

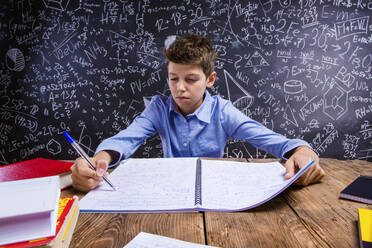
[167,62,216,116]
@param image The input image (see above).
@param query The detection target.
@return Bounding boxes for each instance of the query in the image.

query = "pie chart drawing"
[6,48,25,71]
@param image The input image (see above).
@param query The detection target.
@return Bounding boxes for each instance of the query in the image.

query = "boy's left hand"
[284,146,325,186]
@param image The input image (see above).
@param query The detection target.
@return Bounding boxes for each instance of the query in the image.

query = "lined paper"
[201,160,312,211]
[79,158,313,213]
[80,158,198,212]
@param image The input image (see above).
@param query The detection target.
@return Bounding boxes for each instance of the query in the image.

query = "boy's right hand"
[70,151,111,192]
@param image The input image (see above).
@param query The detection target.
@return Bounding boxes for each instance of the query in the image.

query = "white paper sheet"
[200,160,312,211]
[80,158,198,212]
[124,232,218,248]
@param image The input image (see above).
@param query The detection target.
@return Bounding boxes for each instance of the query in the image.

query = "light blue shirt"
[96,90,311,165]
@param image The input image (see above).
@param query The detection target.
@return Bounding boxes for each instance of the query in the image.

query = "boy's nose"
[177,81,186,91]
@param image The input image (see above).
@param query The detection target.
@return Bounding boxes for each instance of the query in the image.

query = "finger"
[295,164,322,186]
[284,159,296,179]
[75,158,96,178]
[293,162,315,185]
[302,163,318,184]
[293,180,302,186]
[70,164,77,174]
[313,168,325,182]
[294,173,308,185]
[301,170,315,186]
[71,173,101,192]
[72,180,98,192]
[310,165,325,183]
[85,177,101,189]
[71,173,88,192]
[95,159,109,177]
[71,165,93,181]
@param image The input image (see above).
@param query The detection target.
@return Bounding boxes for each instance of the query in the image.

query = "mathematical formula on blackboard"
[0,0,371,164]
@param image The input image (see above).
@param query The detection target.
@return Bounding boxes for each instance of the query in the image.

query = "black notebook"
[339,175,372,205]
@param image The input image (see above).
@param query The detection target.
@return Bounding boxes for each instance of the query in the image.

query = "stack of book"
[0,158,73,190]
[2,196,79,248]
[340,175,372,248]
[0,174,79,248]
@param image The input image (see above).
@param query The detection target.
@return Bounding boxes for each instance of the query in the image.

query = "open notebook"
[79,158,314,213]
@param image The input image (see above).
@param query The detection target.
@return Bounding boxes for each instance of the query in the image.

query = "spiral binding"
[194,159,202,206]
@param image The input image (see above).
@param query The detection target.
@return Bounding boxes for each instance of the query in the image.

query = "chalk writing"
[0,0,371,163]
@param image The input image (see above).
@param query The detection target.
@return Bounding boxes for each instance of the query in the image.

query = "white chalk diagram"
[0,150,7,165]
[245,51,269,73]
[6,48,25,71]
[284,80,303,95]
[218,0,262,50]
[109,30,135,50]
[46,139,61,155]
[259,0,275,16]
[283,104,298,127]
[323,67,354,121]
[358,121,372,161]
[224,70,254,111]
[126,99,142,118]
[323,83,347,120]
[282,80,303,127]
[308,119,320,129]
[359,147,372,161]
[242,143,269,159]
[76,122,95,156]
[108,30,134,66]
[43,0,70,11]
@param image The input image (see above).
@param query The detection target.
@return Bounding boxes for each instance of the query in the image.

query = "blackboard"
[1,0,371,164]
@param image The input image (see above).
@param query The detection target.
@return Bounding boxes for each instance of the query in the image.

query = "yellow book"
[358,208,372,248]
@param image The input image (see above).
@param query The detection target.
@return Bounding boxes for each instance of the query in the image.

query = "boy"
[71,34,325,192]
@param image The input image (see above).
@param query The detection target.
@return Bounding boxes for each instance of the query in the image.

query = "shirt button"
[184,119,187,123]
[183,142,187,147]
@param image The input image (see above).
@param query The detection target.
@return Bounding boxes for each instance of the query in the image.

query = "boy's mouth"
[176,96,189,100]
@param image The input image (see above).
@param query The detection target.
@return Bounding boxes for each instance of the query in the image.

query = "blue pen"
[63,131,117,191]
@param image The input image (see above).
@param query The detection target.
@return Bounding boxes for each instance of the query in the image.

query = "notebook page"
[79,158,198,212]
[200,160,312,211]
[124,232,218,248]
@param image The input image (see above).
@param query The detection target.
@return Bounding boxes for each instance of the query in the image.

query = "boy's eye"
[187,78,198,82]
[170,78,178,81]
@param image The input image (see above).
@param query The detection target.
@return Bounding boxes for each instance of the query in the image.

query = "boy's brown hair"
[163,34,216,77]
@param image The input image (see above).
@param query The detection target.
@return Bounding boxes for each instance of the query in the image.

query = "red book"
[1,197,80,248]
[0,158,73,190]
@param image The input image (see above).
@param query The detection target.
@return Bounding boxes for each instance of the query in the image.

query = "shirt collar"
[194,90,212,124]
[168,95,177,113]
[168,90,212,124]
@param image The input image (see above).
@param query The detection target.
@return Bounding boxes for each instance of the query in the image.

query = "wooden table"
[61,158,372,247]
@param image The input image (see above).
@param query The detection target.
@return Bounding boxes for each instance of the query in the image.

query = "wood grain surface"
[62,158,372,247]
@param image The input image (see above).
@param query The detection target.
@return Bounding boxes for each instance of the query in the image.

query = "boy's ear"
[206,71,216,88]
